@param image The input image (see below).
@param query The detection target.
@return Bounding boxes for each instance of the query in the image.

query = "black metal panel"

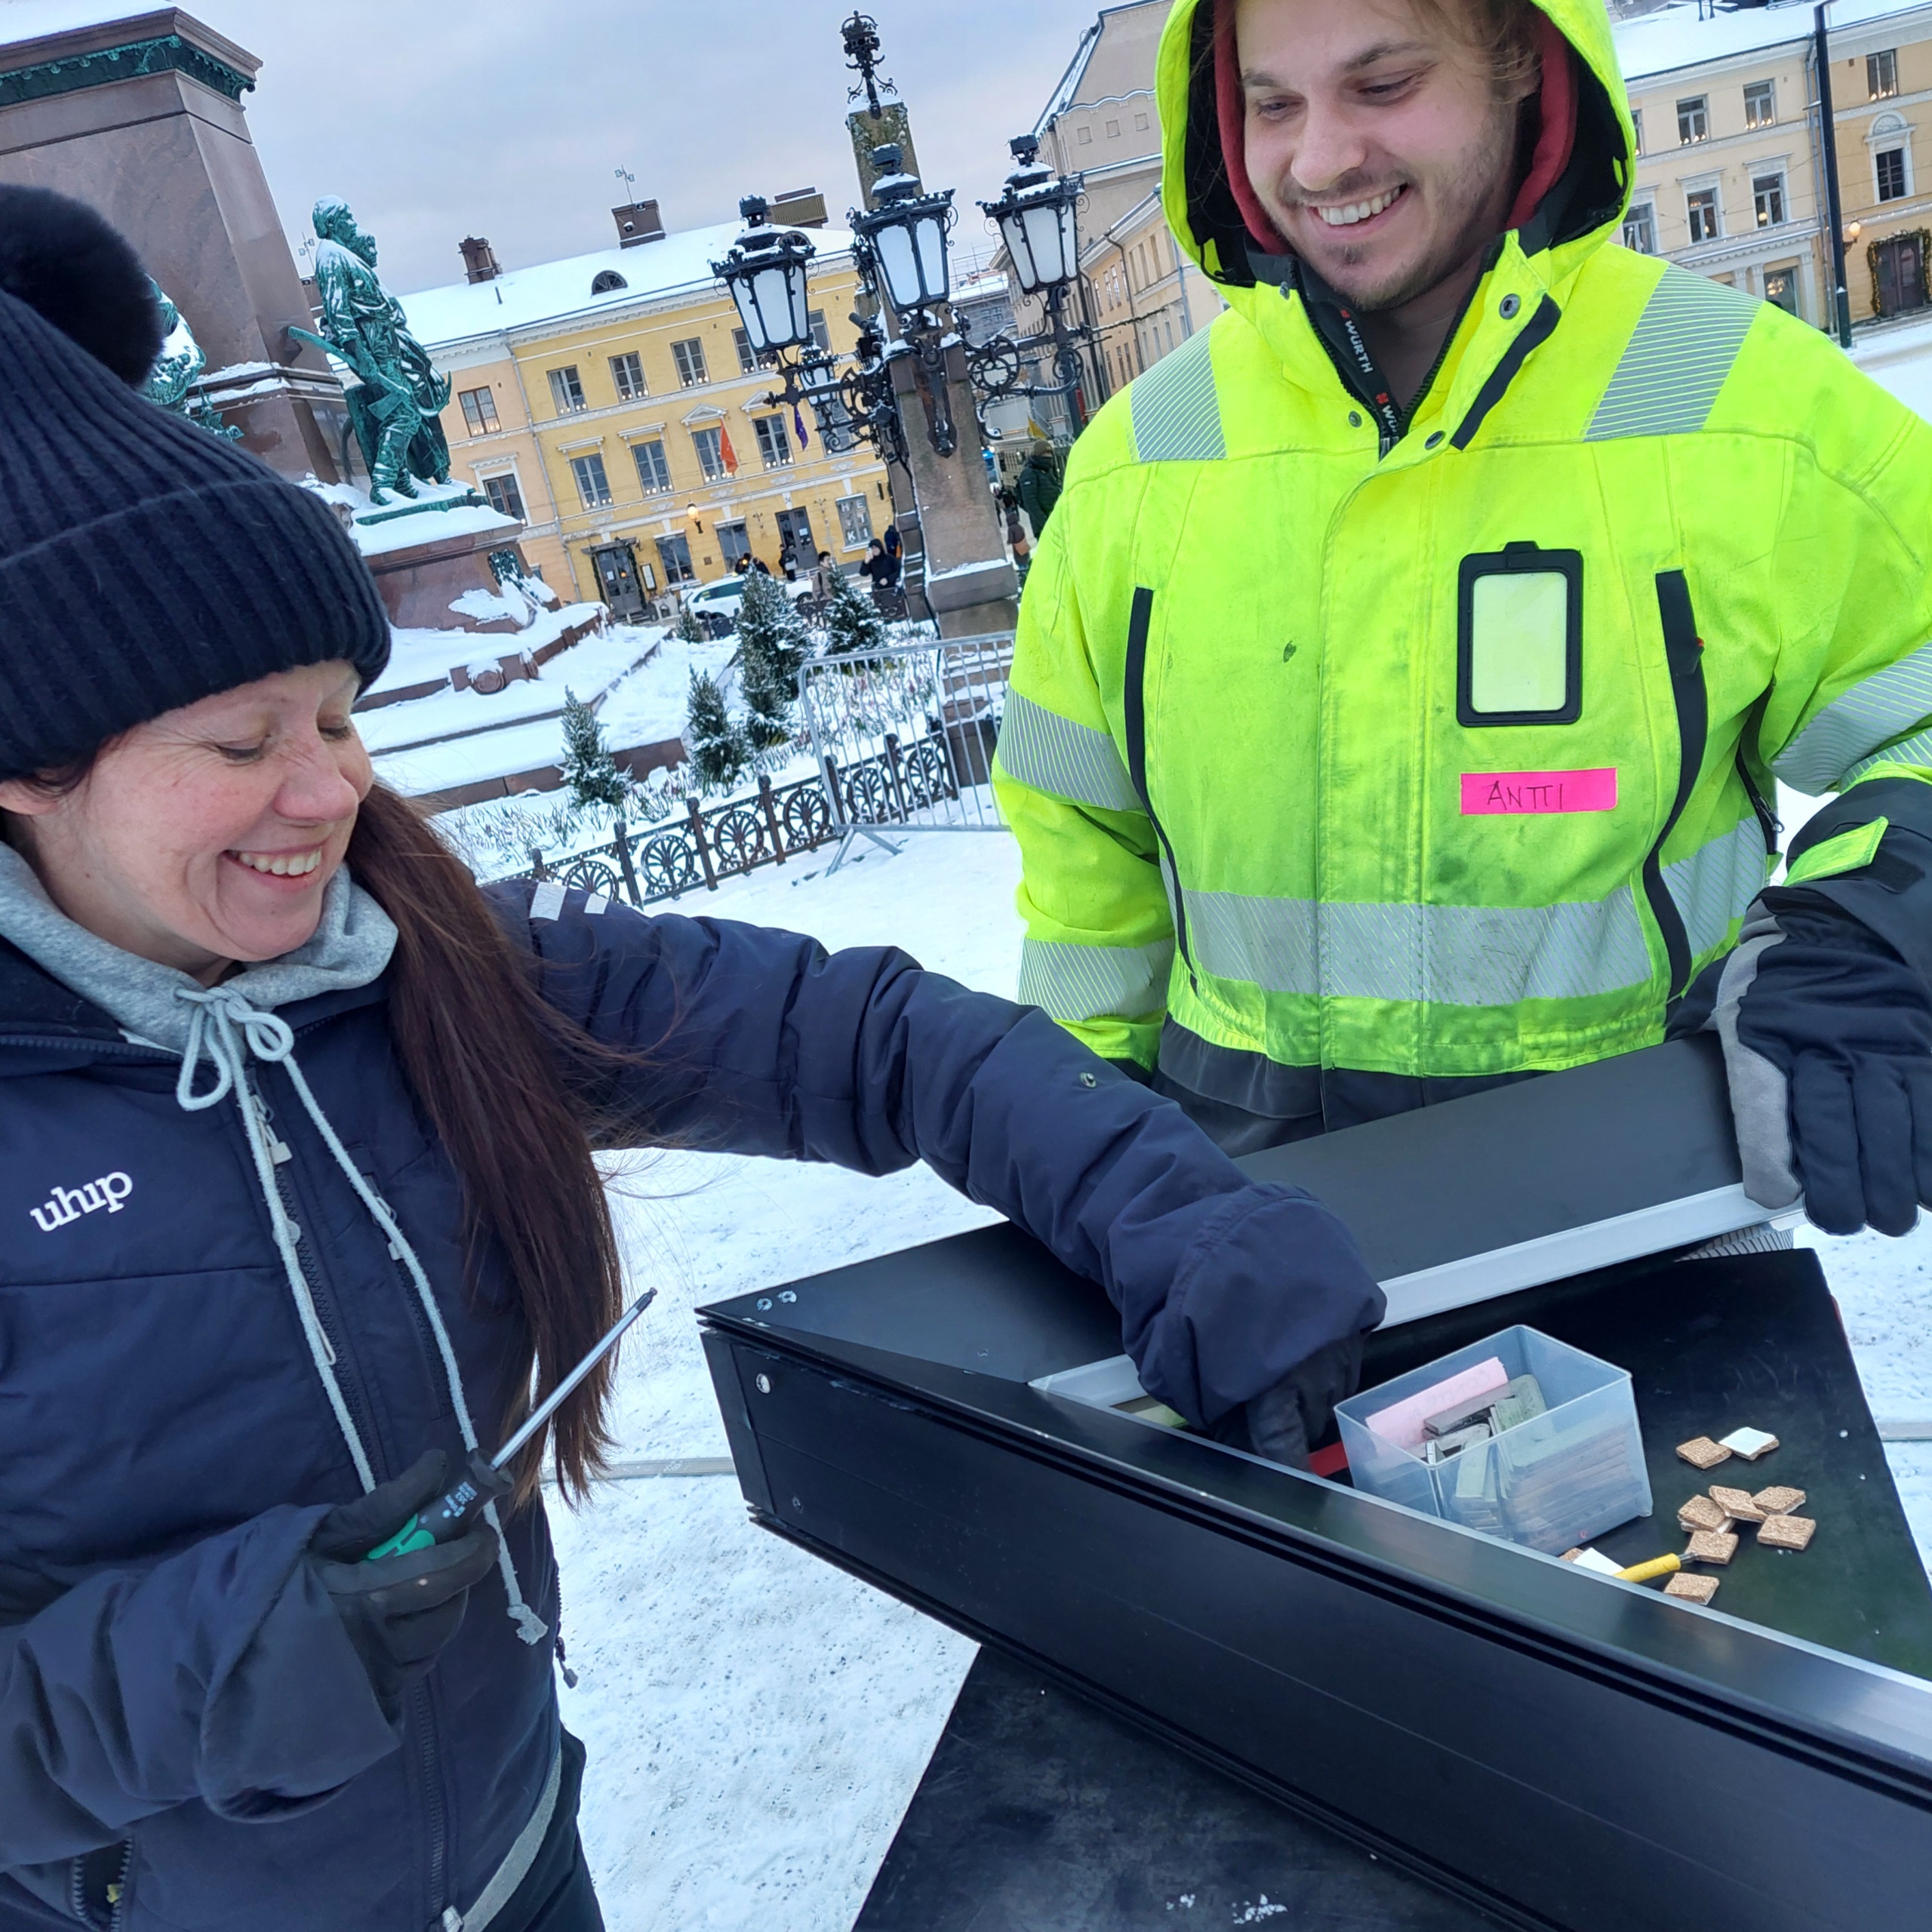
[1237,1038,1740,1280]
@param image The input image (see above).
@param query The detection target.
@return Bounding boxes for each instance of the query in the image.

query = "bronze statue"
[292,198,451,503]
[142,281,241,441]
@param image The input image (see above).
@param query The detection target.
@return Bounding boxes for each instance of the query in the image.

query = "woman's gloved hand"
[308,1450,499,1721]
[1206,1332,1365,1470]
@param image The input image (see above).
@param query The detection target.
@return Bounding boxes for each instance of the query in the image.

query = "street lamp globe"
[854,145,956,315]
[712,195,817,356]
[980,134,1081,296]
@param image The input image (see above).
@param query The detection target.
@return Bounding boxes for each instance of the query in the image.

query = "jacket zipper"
[68,1844,132,1929]
[1646,571,1710,1003]
[1122,586,1198,989]
[413,1679,451,1922]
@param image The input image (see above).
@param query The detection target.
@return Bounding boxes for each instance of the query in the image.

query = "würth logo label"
[31,1174,133,1232]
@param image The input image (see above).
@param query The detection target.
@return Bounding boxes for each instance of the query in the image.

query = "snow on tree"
[559,688,629,814]
[675,598,706,645]
[686,669,752,794]
[735,569,812,751]
[819,565,889,658]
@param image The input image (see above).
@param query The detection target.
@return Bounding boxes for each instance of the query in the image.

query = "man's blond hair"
[1407,0,1545,99]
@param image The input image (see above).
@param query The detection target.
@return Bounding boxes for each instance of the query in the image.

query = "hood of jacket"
[1156,0,1637,324]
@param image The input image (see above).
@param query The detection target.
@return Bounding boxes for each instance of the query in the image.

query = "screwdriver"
[363,1288,657,1562]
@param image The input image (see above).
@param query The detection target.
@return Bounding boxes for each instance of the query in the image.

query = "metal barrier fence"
[799,632,1014,841]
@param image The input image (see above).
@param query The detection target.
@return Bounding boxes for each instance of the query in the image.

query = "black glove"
[1714,900,1932,1237]
[309,1450,499,1721]
[1208,1332,1364,1470]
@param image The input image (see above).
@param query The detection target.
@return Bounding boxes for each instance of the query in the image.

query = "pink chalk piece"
[1461,769,1618,817]
[1364,1357,1510,1452]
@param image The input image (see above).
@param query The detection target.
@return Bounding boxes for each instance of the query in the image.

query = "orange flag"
[720,424,740,475]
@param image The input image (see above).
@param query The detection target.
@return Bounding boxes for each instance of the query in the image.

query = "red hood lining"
[1210,2,1579,260]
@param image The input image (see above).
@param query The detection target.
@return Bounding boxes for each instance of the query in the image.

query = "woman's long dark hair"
[349,782,626,1507]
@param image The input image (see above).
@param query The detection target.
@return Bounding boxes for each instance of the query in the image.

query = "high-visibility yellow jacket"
[994,0,1932,1140]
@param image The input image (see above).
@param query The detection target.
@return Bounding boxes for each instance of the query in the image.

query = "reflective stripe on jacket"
[994,0,1932,1111]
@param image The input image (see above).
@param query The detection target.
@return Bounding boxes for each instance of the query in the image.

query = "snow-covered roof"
[1617,0,1925,83]
[398,220,857,350]
[0,1,181,49]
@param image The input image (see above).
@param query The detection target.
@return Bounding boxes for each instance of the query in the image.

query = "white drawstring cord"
[175,986,549,1644]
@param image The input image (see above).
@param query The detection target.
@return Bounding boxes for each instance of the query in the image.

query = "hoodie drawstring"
[175,986,549,1645]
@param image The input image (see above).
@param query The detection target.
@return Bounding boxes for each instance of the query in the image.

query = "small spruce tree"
[559,688,629,815]
[686,669,751,794]
[675,598,706,645]
[819,564,889,657]
[734,569,812,752]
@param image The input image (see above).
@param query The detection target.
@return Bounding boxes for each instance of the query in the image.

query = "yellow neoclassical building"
[400,203,891,617]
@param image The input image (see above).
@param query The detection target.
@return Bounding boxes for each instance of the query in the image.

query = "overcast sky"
[37,1,1115,296]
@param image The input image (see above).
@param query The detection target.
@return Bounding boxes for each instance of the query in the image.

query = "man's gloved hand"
[1712,900,1932,1237]
[309,1450,499,1721]
[1207,1332,1364,1469]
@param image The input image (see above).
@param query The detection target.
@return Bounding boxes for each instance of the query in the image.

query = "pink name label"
[1462,768,1618,816]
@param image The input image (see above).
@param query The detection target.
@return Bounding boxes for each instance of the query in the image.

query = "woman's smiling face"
[0,661,372,983]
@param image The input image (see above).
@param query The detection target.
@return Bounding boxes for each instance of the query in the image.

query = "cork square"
[1758,1514,1817,1552]
[1677,1495,1731,1534]
[1718,1427,1779,1460]
[1676,1436,1731,1470]
[1709,1485,1765,1523]
[1664,1573,1720,1604]
[1753,1487,1807,1517]
[1684,1529,1740,1565]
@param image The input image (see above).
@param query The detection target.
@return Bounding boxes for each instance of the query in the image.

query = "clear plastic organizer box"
[1334,1326,1653,1554]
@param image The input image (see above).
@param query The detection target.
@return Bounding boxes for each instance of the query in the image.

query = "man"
[995,0,1932,1244]
[1017,435,1065,536]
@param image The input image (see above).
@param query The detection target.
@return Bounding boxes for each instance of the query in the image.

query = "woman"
[0,193,1380,1932]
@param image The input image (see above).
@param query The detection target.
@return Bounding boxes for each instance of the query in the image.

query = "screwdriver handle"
[362,1450,515,1563]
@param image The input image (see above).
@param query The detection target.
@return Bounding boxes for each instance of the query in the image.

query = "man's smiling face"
[1235,0,1537,312]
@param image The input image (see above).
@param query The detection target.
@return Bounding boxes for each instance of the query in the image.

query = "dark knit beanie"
[0,187,390,782]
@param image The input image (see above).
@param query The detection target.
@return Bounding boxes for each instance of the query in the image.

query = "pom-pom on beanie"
[0,186,390,783]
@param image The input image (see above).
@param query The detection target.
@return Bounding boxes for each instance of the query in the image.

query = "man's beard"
[1271,104,1523,314]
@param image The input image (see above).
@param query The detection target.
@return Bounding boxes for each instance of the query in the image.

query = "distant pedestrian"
[1017,438,1063,537]
[811,549,839,600]
[997,485,1029,561]
[860,538,902,614]
[744,554,771,577]
[882,521,902,564]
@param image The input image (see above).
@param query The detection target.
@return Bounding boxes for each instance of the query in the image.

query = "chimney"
[460,236,502,283]
[613,198,666,248]
[770,187,829,230]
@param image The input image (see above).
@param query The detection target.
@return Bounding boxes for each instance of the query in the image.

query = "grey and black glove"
[1208,1332,1364,1469]
[1681,780,1932,1237]
[309,1450,499,1721]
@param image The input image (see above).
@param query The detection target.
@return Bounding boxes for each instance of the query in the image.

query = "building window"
[1878,147,1909,202]
[753,414,792,467]
[1686,187,1721,244]
[692,425,726,480]
[1622,202,1657,254]
[458,386,499,435]
[1874,232,1927,315]
[733,328,758,374]
[809,309,832,353]
[1075,125,1092,146]
[656,532,694,583]
[836,493,873,548]
[610,352,646,400]
[672,337,709,386]
[481,472,524,519]
[1134,109,1150,132]
[569,453,612,509]
[1753,174,1786,228]
[548,366,586,414]
[1631,107,1644,155]
[1743,81,1775,129]
[1678,96,1708,144]
[1870,49,1900,100]
[632,438,671,494]
[717,521,751,568]
[1762,265,1800,316]
[1105,118,1120,137]
[590,269,628,295]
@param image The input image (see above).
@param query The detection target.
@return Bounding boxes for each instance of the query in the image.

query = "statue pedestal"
[0,7,347,480]
[890,343,1019,639]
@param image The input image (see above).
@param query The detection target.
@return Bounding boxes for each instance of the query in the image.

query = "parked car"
[683,571,815,628]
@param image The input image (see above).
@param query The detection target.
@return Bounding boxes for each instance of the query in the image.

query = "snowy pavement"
[555,824,1932,1930]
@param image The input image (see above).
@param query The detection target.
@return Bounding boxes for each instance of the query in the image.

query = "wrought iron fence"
[800,632,1014,837]
[512,632,1016,907]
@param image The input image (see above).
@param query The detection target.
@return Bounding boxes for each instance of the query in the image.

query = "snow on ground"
[558,820,1932,1930]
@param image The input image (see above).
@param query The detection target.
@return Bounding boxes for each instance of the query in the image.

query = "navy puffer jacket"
[0,884,1380,1930]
